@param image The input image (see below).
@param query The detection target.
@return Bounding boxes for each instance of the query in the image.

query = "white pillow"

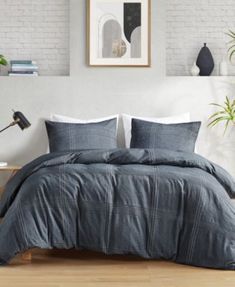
[122,113,191,148]
[51,114,119,126]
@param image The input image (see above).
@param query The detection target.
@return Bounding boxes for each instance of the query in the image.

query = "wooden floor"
[0,250,234,287]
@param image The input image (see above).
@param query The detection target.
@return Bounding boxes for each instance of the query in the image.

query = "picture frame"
[87,0,151,67]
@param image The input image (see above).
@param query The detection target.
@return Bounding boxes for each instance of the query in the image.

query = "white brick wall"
[0,0,69,76]
[167,0,235,76]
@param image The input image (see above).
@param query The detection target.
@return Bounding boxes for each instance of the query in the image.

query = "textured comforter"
[0,149,235,269]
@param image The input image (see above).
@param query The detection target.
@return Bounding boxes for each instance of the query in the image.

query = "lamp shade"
[13,111,31,130]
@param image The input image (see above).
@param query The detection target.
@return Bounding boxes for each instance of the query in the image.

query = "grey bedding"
[0,149,235,269]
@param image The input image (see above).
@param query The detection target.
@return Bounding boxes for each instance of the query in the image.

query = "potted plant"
[227,30,235,62]
[0,55,7,66]
[0,55,8,75]
[208,96,235,133]
[208,31,235,131]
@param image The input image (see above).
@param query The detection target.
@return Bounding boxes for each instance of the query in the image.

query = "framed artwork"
[87,0,151,67]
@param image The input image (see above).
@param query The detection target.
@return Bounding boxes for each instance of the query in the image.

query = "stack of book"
[8,60,39,76]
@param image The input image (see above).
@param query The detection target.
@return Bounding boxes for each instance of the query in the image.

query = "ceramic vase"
[196,43,214,76]
[219,59,228,76]
[190,62,200,76]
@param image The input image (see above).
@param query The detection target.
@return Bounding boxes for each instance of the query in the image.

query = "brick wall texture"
[167,0,235,76]
[0,0,69,76]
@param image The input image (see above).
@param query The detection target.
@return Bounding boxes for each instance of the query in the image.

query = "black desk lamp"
[0,111,31,133]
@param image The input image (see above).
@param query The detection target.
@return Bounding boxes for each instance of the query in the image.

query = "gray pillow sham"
[130,119,201,153]
[46,119,117,152]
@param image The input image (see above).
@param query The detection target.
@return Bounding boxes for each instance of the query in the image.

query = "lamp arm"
[0,120,19,133]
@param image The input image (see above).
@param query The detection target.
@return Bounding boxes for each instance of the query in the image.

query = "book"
[9,71,38,75]
[11,64,39,72]
[8,71,39,76]
[10,60,37,65]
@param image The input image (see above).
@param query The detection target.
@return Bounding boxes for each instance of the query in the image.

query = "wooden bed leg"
[22,251,32,261]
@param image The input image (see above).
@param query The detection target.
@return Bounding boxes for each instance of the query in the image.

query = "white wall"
[167,0,235,76]
[0,0,235,183]
[0,0,69,76]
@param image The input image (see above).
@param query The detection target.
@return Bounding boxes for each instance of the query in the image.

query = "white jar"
[190,62,200,76]
[219,59,228,76]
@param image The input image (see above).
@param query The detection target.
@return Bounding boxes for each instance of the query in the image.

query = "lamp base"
[0,162,8,167]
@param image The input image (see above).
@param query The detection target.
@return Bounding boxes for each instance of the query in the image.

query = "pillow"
[122,113,191,148]
[130,119,201,153]
[46,118,117,152]
[47,114,119,153]
[51,114,119,128]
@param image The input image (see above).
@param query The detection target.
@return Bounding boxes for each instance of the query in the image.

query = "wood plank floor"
[0,250,234,287]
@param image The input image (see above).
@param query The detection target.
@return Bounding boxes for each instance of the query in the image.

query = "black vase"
[196,43,214,76]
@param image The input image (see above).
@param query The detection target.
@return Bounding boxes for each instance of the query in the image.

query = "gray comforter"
[0,149,235,269]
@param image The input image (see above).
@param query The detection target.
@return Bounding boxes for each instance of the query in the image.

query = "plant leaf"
[208,116,230,128]
[0,55,7,66]
[210,103,226,109]
[229,49,235,62]
[208,96,235,133]
[223,120,231,135]
[208,111,227,120]
[228,45,235,52]
[229,30,235,37]
[226,39,235,45]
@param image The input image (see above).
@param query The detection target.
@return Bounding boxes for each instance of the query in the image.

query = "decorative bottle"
[196,43,214,76]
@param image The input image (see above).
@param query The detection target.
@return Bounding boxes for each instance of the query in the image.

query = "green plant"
[0,54,7,66]
[226,30,235,62]
[208,96,235,133]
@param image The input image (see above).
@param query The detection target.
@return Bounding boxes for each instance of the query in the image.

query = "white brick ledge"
[166,0,235,76]
[0,0,70,76]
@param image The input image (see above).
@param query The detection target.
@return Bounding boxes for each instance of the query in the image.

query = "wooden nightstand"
[0,166,21,194]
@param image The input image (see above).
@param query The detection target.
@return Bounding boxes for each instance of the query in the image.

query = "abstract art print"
[88,0,151,67]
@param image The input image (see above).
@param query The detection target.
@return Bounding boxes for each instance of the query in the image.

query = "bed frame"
[22,251,32,261]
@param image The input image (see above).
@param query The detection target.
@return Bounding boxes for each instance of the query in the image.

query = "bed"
[0,115,234,269]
